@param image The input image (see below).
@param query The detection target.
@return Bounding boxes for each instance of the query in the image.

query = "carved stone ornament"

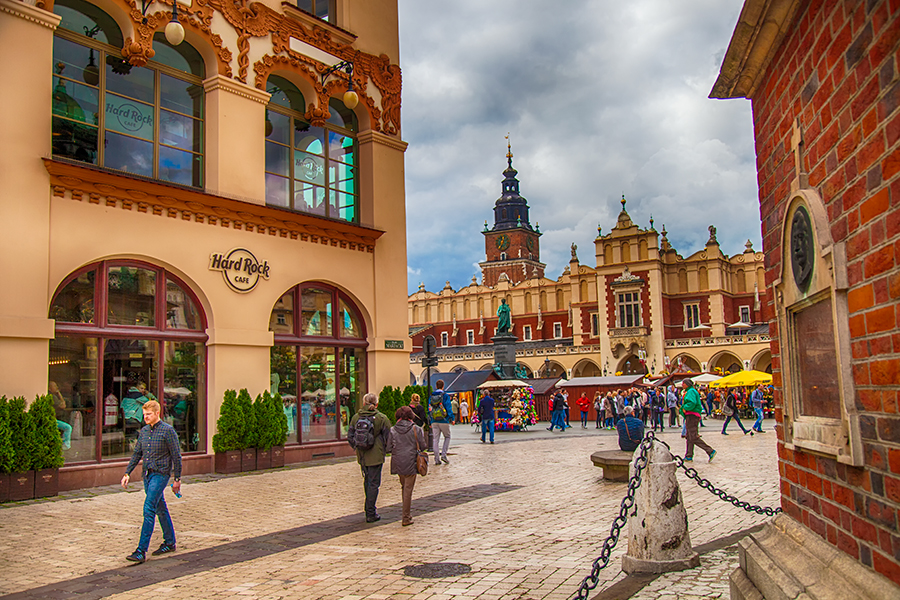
[790,205,814,291]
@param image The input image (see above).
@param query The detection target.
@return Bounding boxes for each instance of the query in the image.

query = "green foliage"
[272,392,288,446]
[30,394,64,469]
[238,389,257,449]
[401,386,413,408]
[212,389,244,453]
[254,391,281,451]
[377,386,397,424]
[0,397,13,473]
[7,397,34,472]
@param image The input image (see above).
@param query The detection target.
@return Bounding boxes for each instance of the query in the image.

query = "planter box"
[241,448,257,471]
[34,468,59,498]
[214,450,242,474]
[270,445,285,468]
[9,471,35,501]
[0,473,9,503]
[256,448,272,470]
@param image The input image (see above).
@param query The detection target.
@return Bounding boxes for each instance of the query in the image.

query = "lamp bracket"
[321,60,353,88]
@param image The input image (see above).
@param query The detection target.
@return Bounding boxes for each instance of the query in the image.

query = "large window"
[296,0,335,22]
[52,0,205,187]
[49,261,207,464]
[685,303,701,329]
[270,284,367,444]
[617,291,642,328]
[265,75,358,223]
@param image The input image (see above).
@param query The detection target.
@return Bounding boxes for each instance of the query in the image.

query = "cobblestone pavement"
[0,420,779,600]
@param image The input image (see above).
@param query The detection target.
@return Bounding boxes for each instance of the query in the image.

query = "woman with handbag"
[387,406,427,526]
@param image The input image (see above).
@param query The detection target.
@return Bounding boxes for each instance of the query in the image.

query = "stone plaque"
[792,296,841,419]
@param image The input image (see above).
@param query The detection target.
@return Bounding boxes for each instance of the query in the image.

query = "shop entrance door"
[102,339,158,459]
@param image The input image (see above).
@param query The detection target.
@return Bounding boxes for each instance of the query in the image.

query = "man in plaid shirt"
[121,400,182,563]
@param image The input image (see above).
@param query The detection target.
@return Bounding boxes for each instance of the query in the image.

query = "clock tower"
[480,138,544,287]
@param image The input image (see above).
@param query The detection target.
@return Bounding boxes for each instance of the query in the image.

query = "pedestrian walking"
[593,393,603,429]
[386,406,426,526]
[451,396,460,425]
[459,399,469,424]
[547,391,567,431]
[680,379,715,462]
[721,388,754,436]
[562,391,572,428]
[120,400,181,564]
[576,393,590,428]
[751,384,766,433]
[409,393,431,450]
[651,387,667,432]
[615,391,626,425]
[349,392,391,522]
[704,386,715,417]
[616,406,645,452]
[604,392,615,429]
[428,380,455,464]
[667,385,679,427]
[479,392,496,443]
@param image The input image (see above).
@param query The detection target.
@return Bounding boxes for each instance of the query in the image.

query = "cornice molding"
[203,74,271,104]
[280,1,356,46]
[357,129,408,153]
[709,0,802,99]
[0,0,61,29]
[44,159,383,253]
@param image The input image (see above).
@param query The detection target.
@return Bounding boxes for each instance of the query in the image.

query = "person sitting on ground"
[616,406,644,452]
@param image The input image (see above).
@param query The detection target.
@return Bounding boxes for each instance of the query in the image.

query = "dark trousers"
[669,407,678,427]
[685,414,714,459]
[361,464,382,518]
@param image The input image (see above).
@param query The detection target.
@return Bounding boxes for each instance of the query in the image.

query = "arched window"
[49,261,207,465]
[52,0,205,186]
[269,283,367,444]
[265,75,359,223]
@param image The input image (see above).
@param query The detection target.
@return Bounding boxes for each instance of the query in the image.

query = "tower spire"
[505,132,513,168]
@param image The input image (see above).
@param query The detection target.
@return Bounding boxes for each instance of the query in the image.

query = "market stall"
[473,380,538,431]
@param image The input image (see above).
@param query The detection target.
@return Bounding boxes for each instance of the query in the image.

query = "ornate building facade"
[408,154,771,383]
[1,0,409,489]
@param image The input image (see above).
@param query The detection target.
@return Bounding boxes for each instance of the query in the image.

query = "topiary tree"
[377,385,396,424]
[0,396,13,474]
[271,392,288,446]
[212,389,244,453]
[401,386,413,408]
[7,397,34,473]
[237,388,257,449]
[254,391,278,451]
[30,394,64,469]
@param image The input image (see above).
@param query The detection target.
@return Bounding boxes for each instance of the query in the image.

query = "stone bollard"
[621,441,700,575]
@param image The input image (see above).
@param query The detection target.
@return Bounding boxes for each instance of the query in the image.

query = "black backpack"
[348,415,376,450]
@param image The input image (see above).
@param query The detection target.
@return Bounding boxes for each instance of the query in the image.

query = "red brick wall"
[751,0,900,584]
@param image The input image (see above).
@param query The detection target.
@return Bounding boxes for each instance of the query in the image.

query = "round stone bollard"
[621,441,700,575]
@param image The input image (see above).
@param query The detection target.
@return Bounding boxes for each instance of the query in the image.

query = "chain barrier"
[570,430,781,600]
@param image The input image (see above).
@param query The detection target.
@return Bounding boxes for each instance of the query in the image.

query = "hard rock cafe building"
[0,0,410,489]
[408,148,772,382]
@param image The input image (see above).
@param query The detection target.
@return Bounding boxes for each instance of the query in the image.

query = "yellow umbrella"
[709,370,772,388]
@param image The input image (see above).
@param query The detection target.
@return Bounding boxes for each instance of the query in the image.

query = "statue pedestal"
[491,334,518,379]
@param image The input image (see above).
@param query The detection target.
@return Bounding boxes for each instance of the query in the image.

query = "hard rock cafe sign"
[209,248,270,293]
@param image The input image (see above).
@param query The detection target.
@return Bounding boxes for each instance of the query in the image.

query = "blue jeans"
[580,411,588,426]
[138,472,175,553]
[753,407,764,431]
[481,419,495,442]
[549,411,566,430]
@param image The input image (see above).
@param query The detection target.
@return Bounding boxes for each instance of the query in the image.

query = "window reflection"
[270,346,298,444]
[108,266,156,326]
[102,338,158,459]
[300,347,336,442]
[166,278,202,330]
[50,269,96,324]
[164,341,204,452]
[49,337,98,463]
[302,288,332,336]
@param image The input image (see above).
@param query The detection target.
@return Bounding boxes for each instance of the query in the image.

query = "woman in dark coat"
[386,405,426,526]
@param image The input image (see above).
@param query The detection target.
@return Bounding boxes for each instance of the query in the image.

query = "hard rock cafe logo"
[209,248,271,293]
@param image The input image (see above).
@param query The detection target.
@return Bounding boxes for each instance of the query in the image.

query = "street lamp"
[137,0,185,46]
[321,60,359,109]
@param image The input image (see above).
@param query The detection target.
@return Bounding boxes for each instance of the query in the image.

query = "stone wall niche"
[774,189,861,466]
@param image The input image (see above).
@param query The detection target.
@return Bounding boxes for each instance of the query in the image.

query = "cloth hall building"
[408,150,772,383]
[1,0,410,489]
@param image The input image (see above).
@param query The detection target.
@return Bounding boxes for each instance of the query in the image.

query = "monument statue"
[497,298,511,334]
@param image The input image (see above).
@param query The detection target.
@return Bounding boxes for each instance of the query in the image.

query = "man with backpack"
[429,380,454,465]
[348,393,391,523]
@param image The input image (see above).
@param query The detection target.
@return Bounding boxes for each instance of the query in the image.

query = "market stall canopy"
[445,370,498,393]
[688,373,723,384]
[556,375,644,388]
[710,370,772,388]
[477,379,530,389]
[524,377,563,395]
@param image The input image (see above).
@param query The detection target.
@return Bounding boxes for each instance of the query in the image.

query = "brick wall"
[752,0,900,584]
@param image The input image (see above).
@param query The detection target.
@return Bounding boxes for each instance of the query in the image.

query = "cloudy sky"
[397,0,759,295]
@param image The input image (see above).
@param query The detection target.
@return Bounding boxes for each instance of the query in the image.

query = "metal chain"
[571,430,781,600]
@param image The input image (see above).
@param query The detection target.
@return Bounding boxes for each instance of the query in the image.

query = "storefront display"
[474,381,538,431]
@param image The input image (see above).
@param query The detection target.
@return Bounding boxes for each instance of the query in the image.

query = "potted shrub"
[0,396,12,502]
[254,392,273,470]
[238,389,258,471]
[270,392,287,468]
[30,394,65,498]
[7,396,35,501]
[212,389,243,474]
